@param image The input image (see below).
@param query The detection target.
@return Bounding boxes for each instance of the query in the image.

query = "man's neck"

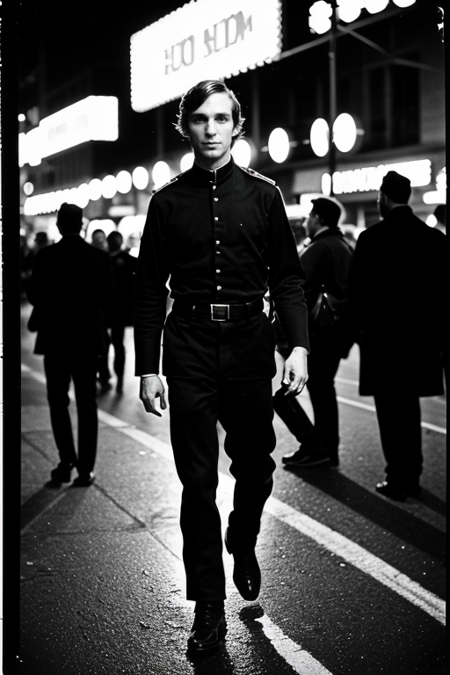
[194,154,231,172]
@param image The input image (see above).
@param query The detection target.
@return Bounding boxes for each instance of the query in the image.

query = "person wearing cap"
[348,171,446,501]
[276,196,353,469]
[134,80,309,654]
[27,203,113,487]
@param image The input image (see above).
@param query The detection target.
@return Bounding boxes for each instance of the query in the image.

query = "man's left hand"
[282,346,308,395]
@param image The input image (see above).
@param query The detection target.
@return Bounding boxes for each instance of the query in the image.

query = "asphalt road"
[18,305,446,675]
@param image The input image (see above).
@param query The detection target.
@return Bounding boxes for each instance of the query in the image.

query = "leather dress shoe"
[225,528,261,601]
[73,472,95,487]
[282,448,329,468]
[187,601,226,653]
[50,462,75,484]
[375,480,406,501]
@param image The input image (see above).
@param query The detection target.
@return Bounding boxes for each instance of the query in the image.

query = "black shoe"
[187,601,226,653]
[50,462,75,484]
[282,448,330,468]
[225,528,261,601]
[375,480,406,502]
[73,472,95,487]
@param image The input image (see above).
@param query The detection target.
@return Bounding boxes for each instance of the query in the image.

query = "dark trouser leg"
[219,379,276,550]
[306,337,342,459]
[110,323,126,380]
[44,353,77,465]
[72,353,99,475]
[272,386,323,450]
[167,377,225,601]
[373,390,422,487]
[98,332,111,385]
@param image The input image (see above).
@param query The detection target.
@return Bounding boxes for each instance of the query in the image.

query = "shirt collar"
[190,156,235,186]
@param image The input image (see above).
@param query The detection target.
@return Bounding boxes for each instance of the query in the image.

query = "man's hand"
[282,346,308,395]
[140,376,167,417]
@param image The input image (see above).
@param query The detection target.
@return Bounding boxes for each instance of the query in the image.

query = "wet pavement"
[12,303,447,675]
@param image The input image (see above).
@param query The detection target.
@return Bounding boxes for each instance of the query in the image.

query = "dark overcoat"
[27,235,113,356]
[348,205,446,396]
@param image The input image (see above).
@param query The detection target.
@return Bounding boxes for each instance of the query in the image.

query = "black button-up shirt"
[134,157,309,375]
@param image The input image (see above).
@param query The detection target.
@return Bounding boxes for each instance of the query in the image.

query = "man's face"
[378,191,389,218]
[306,211,320,238]
[187,92,238,170]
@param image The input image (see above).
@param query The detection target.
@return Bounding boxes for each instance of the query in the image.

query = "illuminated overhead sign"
[130,0,282,112]
[322,159,432,195]
[19,96,119,165]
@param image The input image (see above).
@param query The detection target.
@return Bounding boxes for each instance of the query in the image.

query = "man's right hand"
[139,376,167,417]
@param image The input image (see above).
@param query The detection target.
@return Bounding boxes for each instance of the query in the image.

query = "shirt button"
[212,185,217,190]
[214,216,219,221]
[216,240,220,244]
[216,269,221,274]
[217,285,222,290]
[214,197,218,202]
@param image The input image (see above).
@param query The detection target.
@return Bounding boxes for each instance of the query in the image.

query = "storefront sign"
[19,96,119,165]
[130,0,282,112]
[322,159,432,195]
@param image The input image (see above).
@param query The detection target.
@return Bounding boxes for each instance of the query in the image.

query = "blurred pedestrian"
[433,204,446,234]
[90,228,112,389]
[348,171,446,501]
[21,231,50,294]
[106,231,137,393]
[91,228,108,251]
[277,197,353,469]
[134,79,309,654]
[27,203,113,486]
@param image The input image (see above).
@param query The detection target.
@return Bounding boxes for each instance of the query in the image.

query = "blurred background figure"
[433,204,446,234]
[125,231,142,258]
[21,231,51,296]
[276,197,353,469]
[348,171,447,502]
[105,231,137,394]
[91,228,108,251]
[26,203,113,486]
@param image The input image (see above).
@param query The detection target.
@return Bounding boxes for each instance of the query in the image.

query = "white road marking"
[22,363,447,673]
[336,395,446,435]
[255,613,333,675]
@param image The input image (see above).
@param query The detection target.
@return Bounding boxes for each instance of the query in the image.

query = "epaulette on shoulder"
[151,174,181,196]
[237,165,276,186]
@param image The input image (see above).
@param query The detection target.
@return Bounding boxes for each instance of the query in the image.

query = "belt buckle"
[210,304,230,321]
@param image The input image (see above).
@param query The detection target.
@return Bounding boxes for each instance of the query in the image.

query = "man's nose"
[205,120,216,136]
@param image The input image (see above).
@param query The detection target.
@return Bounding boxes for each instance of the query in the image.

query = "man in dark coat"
[134,80,309,653]
[277,197,353,469]
[348,171,446,501]
[27,203,113,486]
[105,231,137,393]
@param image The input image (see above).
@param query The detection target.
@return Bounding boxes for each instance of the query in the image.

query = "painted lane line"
[336,396,446,435]
[263,497,445,627]
[23,364,447,629]
[255,613,333,675]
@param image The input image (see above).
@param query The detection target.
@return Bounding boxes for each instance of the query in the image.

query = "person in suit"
[277,197,353,469]
[27,203,113,486]
[348,171,446,501]
[106,230,137,393]
[134,80,309,654]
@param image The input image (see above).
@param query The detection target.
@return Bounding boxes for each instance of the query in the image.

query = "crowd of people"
[24,79,447,657]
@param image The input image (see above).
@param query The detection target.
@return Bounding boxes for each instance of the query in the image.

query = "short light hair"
[175,79,245,146]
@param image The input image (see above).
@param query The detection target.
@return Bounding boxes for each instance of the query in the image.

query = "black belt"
[172,298,264,322]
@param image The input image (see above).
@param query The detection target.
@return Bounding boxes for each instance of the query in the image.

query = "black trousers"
[44,350,98,474]
[373,389,422,487]
[167,376,276,601]
[306,334,343,454]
